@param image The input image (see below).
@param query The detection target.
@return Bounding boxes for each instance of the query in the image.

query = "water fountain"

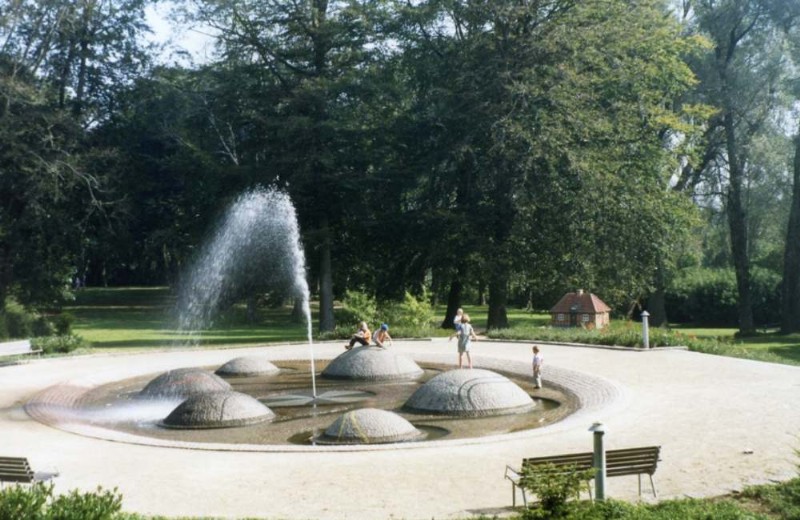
[176,187,317,398]
[23,187,578,447]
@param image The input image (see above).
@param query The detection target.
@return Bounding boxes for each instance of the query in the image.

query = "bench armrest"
[504,465,521,484]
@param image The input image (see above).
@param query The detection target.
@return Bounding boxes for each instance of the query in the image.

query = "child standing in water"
[532,345,543,389]
[455,314,477,369]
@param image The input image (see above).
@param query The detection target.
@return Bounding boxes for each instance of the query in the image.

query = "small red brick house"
[550,289,611,329]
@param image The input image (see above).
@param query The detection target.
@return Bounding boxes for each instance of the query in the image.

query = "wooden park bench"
[0,457,58,487]
[0,339,41,361]
[504,446,661,507]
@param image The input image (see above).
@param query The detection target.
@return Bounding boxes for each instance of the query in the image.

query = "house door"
[569,312,577,326]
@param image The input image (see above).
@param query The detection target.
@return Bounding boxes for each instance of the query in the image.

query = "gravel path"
[1,339,798,519]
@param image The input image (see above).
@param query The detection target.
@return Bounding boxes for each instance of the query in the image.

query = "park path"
[1,340,798,519]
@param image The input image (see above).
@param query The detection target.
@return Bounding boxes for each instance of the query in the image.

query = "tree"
[679,0,796,334]
[0,0,152,309]
[184,0,393,332]
[397,0,705,328]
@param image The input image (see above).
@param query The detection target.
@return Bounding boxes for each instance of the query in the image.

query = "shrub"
[46,486,122,520]
[1,300,74,340]
[0,482,50,520]
[3,299,34,338]
[520,463,595,519]
[52,313,74,335]
[335,291,379,328]
[0,483,122,520]
[382,291,435,337]
[32,334,85,355]
[32,316,56,337]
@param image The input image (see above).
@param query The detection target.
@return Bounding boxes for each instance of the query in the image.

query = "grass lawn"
[64,287,799,365]
[67,287,309,351]
[670,323,800,365]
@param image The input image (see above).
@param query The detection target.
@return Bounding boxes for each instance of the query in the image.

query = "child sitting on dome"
[372,323,393,348]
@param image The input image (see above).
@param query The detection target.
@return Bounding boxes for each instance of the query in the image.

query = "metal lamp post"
[641,310,650,349]
[589,422,606,500]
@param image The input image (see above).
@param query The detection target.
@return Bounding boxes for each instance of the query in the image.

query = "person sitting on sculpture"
[345,321,371,350]
[372,323,393,348]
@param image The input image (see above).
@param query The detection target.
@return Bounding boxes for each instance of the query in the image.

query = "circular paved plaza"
[1,339,798,519]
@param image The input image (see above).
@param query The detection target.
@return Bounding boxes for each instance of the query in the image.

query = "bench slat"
[0,456,56,485]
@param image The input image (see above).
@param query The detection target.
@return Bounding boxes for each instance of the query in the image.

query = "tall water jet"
[177,187,317,398]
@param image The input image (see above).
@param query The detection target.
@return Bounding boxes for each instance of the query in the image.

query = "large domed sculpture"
[315,408,424,445]
[162,390,275,429]
[404,369,535,416]
[321,347,424,381]
[215,356,280,377]
[137,368,232,400]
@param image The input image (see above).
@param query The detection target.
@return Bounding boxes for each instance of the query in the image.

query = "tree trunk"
[649,261,667,327]
[487,266,509,330]
[291,298,305,324]
[246,295,257,324]
[0,243,10,315]
[442,278,463,329]
[782,130,800,333]
[318,216,335,332]
[724,109,755,334]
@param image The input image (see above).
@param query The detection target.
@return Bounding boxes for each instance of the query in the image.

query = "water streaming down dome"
[215,356,281,377]
[321,346,424,381]
[404,369,535,416]
[315,408,424,445]
[162,390,275,429]
[137,368,232,400]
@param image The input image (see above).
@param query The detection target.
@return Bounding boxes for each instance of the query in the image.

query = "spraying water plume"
[176,187,316,396]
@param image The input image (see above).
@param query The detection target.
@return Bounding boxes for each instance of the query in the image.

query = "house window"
[557,313,564,321]
[582,314,590,322]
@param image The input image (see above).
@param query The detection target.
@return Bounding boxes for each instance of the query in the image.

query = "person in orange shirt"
[345,321,371,350]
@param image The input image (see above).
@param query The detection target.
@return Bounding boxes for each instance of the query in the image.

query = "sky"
[144,2,217,65]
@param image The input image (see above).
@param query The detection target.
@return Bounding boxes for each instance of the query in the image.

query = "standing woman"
[456,314,478,369]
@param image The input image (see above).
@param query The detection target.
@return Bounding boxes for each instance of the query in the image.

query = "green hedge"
[665,267,780,326]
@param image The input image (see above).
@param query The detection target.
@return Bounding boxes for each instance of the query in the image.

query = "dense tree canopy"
[1,0,799,334]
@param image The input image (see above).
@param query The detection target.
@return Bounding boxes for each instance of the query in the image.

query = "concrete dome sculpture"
[315,408,424,445]
[215,356,281,377]
[321,347,424,381]
[404,369,535,416]
[137,368,232,400]
[162,390,275,429]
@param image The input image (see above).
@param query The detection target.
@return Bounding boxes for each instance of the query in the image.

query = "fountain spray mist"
[177,187,317,398]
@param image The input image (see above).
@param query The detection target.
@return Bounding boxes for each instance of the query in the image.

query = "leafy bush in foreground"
[0,483,122,520]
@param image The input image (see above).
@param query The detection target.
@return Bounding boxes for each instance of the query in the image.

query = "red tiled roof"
[550,291,611,314]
